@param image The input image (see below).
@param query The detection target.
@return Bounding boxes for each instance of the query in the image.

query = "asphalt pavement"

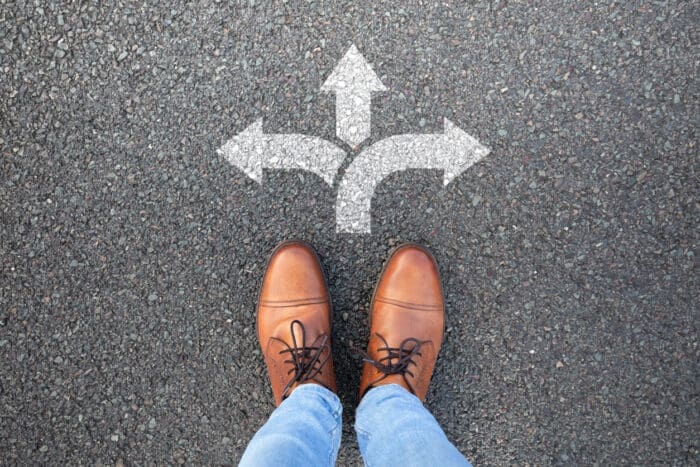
[1,0,698,464]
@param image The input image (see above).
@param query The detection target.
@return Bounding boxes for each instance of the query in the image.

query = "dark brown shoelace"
[273,319,331,400]
[356,333,429,396]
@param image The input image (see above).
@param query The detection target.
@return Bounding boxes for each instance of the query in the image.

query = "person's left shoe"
[257,240,337,406]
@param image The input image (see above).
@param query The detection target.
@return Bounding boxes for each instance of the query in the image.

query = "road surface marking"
[217,118,346,186]
[336,118,489,233]
[321,44,387,148]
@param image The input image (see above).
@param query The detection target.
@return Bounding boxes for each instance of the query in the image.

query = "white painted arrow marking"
[321,44,387,148]
[335,118,490,233]
[217,119,347,186]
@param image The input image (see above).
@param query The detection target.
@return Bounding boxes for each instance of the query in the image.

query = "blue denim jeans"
[239,384,471,467]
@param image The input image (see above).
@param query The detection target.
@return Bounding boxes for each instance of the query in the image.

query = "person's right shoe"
[358,243,445,401]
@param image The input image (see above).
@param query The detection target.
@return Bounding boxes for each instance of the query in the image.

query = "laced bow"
[272,320,331,400]
[356,333,429,395]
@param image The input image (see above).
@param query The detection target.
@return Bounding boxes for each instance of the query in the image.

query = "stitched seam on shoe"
[259,297,328,307]
[375,296,443,311]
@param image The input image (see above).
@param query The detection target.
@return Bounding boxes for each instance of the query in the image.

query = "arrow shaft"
[263,134,347,186]
[218,120,347,186]
[336,134,445,233]
[335,90,372,147]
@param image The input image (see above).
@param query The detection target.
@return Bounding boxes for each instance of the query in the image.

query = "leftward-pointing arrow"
[321,44,387,148]
[335,118,490,233]
[217,119,347,186]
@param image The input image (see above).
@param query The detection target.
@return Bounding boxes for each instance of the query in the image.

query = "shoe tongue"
[291,323,306,346]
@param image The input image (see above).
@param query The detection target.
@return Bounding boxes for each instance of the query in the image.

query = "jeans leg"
[239,384,342,467]
[355,384,471,467]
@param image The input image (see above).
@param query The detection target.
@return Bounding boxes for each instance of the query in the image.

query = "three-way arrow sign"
[217,44,490,234]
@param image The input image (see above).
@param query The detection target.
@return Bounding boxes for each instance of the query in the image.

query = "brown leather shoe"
[257,241,337,406]
[358,243,445,401]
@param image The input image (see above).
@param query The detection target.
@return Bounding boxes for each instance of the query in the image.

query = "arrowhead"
[442,118,490,186]
[321,44,387,94]
[217,119,265,184]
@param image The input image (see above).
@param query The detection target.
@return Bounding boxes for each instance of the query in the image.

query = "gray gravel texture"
[1,0,698,465]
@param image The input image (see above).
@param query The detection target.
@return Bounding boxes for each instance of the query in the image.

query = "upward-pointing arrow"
[321,44,387,148]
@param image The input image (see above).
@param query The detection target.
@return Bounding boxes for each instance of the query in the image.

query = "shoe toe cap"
[375,244,443,307]
[259,241,329,304]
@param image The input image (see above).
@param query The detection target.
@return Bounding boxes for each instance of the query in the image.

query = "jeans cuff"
[286,383,342,413]
[357,383,421,411]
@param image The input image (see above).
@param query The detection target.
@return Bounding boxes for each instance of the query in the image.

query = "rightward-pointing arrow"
[217,119,347,186]
[321,44,387,148]
[336,118,490,233]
